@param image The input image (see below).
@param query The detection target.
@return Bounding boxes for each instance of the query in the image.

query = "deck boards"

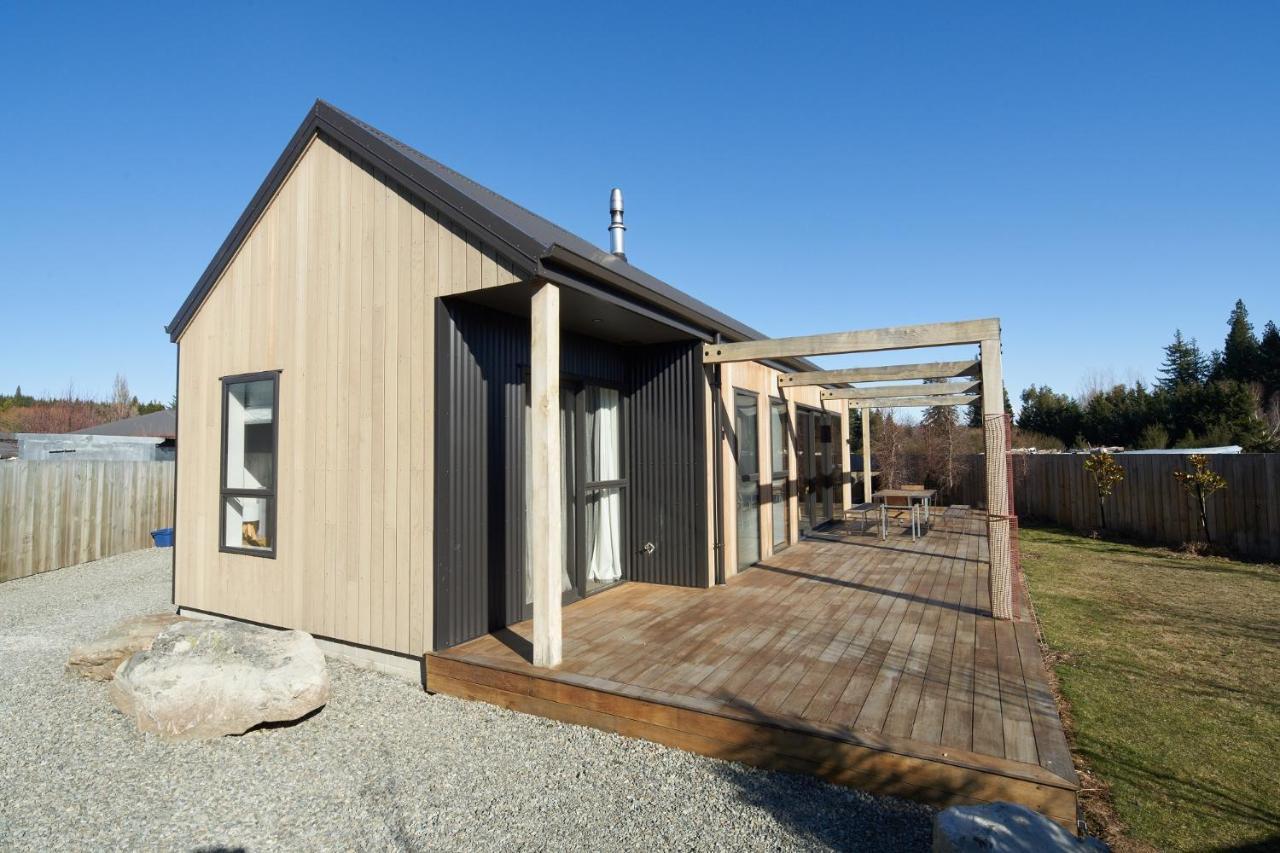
[427,511,1077,823]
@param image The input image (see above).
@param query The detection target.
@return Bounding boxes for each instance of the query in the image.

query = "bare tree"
[109,373,136,422]
[872,410,904,489]
[19,382,105,433]
[1077,367,1119,404]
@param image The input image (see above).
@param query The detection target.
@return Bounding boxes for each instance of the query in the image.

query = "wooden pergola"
[704,317,1016,620]
[528,306,1016,667]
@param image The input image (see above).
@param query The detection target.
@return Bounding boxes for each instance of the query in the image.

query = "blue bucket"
[151,527,174,548]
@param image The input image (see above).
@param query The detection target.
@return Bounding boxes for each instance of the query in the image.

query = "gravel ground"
[0,549,934,852]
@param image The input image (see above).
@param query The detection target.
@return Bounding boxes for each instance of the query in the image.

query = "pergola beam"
[842,394,978,409]
[778,359,980,387]
[703,318,999,364]
[823,380,980,401]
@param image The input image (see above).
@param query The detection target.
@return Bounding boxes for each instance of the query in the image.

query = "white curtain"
[588,390,622,583]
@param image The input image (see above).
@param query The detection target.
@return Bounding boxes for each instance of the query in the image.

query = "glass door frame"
[796,407,814,535]
[576,382,627,597]
[796,404,835,533]
[816,412,834,525]
[733,388,762,571]
[769,397,790,552]
[523,375,629,621]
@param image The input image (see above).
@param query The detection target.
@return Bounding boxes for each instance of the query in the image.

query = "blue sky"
[1,2,1276,410]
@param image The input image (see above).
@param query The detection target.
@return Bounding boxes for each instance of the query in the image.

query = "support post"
[787,397,799,542]
[860,406,872,504]
[530,282,563,666]
[839,405,852,510]
[980,338,1013,620]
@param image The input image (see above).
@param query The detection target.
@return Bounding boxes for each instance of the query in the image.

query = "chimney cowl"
[608,188,626,259]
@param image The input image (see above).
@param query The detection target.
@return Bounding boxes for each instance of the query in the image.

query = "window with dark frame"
[220,371,279,557]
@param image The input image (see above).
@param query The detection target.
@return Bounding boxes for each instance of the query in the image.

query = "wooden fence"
[0,460,175,583]
[931,453,1280,561]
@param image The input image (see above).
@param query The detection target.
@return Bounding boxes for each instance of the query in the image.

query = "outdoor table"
[872,489,937,540]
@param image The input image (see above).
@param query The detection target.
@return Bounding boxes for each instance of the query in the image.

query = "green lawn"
[1020,525,1280,852]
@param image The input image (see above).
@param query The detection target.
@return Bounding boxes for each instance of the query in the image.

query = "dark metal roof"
[166,100,817,371]
[73,409,177,440]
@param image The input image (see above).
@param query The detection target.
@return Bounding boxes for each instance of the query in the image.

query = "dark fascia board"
[165,99,824,376]
[538,259,714,342]
[538,245,821,373]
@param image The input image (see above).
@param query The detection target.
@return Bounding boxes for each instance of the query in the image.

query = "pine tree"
[1016,385,1083,447]
[1157,329,1207,389]
[1260,320,1280,404]
[1207,349,1224,380]
[922,394,962,497]
[1217,299,1262,383]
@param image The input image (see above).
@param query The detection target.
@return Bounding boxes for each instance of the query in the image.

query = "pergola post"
[787,397,799,542]
[839,405,852,509]
[703,316,1012,618]
[860,406,872,504]
[980,337,1013,620]
[530,282,563,666]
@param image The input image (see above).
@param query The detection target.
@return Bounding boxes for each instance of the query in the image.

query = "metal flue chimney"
[608,187,626,259]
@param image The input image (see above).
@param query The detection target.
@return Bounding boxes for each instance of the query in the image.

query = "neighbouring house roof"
[73,409,177,440]
[165,100,819,372]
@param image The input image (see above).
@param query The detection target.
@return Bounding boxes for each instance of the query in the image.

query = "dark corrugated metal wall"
[625,342,708,587]
[434,300,522,649]
[436,300,669,649]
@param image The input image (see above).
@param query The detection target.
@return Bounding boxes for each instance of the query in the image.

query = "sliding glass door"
[796,408,814,535]
[770,399,789,551]
[794,406,837,532]
[525,381,626,613]
[815,414,833,525]
[735,391,761,570]
[583,385,623,594]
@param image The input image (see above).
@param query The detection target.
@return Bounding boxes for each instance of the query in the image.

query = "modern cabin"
[167,101,1076,825]
[167,100,856,659]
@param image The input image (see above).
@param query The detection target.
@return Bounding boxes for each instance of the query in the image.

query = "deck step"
[426,652,1079,828]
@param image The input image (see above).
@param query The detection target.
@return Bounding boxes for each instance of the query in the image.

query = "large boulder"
[933,803,1107,853]
[109,620,330,740]
[67,613,192,681]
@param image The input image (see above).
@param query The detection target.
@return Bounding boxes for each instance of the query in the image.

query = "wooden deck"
[426,511,1079,826]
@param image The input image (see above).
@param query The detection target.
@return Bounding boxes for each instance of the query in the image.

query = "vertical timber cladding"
[433,300,708,649]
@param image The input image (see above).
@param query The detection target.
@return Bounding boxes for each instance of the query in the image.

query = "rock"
[932,803,1107,853]
[66,613,192,681]
[109,620,330,740]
